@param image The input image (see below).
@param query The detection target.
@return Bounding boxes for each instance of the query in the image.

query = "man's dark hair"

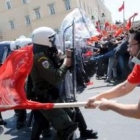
[129,24,140,44]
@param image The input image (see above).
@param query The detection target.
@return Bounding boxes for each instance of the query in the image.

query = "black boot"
[80,129,98,139]
[0,120,7,126]
[0,113,7,126]
[31,121,43,140]
[57,122,78,140]
[16,109,26,129]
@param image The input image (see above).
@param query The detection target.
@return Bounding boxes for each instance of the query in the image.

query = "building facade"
[0,0,112,41]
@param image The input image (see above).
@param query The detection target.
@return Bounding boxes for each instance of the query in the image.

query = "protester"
[85,24,140,119]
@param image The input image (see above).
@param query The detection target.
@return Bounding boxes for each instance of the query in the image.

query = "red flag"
[97,28,101,33]
[134,13,138,17]
[90,36,99,41]
[126,19,131,30]
[87,36,99,45]
[112,24,117,30]
[118,2,124,12]
[95,21,99,27]
[102,30,108,36]
[129,13,138,20]
[0,45,54,111]
[105,22,110,29]
[114,28,124,37]
[95,21,101,32]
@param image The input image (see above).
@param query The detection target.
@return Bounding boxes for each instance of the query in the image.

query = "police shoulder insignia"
[38,56,48,62]
[42,60,49,69]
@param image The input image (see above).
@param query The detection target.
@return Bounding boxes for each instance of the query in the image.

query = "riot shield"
[58,8,99,102]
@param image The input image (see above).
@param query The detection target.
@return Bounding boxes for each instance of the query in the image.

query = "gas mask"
[48,34,62,56]
[48,35,58,55]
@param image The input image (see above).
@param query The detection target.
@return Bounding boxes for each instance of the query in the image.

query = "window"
[22,0,27,4]
[65,0,71,10]
[6,1,11,9]
[9,20,15,29]
[25,15,31,25]
[48,4,55,15]
[34,8,41,19]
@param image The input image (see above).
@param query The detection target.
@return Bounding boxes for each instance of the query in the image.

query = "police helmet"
[31,27,56,47]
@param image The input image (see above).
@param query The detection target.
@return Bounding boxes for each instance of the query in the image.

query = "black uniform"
[30,45,77,140]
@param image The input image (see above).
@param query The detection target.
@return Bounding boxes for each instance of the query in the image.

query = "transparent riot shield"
[58,8,99,102]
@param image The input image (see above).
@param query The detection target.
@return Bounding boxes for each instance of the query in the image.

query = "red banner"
[118,2,124,12]
[0,45,54,111]
[126,19,132,30]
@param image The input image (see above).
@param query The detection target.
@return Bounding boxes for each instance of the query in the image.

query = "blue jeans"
[90,50,115,61]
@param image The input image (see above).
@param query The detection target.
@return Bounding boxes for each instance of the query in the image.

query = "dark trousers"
[15,109,27,123]
[31,110,50,140]
[75,107,87,132]
[0,113,2,120]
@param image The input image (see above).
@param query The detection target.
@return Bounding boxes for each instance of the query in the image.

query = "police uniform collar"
[33,44,49,54]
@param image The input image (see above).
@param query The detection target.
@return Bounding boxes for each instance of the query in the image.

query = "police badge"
[42,60,49,69]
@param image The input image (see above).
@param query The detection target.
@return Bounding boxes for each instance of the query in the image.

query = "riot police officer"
[30,27,78,140]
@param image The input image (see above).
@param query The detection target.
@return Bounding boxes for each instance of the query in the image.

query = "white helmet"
[10,38,32,51]
[15,38,32,48]
[31,27,56,47]
[10,41,16,51]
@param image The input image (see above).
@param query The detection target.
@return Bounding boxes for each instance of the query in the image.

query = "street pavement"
[1,75,140,140]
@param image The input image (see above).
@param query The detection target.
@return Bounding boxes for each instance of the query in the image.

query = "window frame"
[22,0,27,4]
[9,20,15,29]
[64,0,71,11]
[48,3,56,15]
[5,0,12,10]
[25,15,31,25]
[34,8,41,19]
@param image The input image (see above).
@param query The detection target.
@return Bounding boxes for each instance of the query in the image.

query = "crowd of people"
[86,23,140,120]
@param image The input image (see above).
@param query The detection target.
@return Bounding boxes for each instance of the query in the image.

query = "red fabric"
[92,36,99,41]
[97,28,101,33]
[87,36,99,45]
[109,24,112,31]
[102,30,108,36]
[134,13,138,17]
[95,21,101,32]
[105,22,110,29]
[84,51,93,56]
[95,21,99,27]
[0,45,54,111]
[128,13,138,21]
[97,34,103,40]
[86,81,93,86]
[126,19,131,30]
[118,2,124,12]
[114,28,123,37]
[127,64,140,84]
[86,40,93,46]
[112,25,117,30]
